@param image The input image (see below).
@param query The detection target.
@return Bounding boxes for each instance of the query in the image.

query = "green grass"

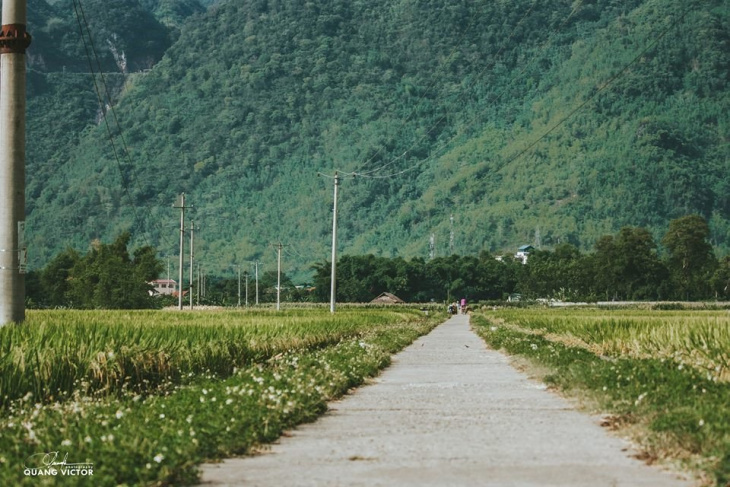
[473,309,730,486]
[0,308,442,486]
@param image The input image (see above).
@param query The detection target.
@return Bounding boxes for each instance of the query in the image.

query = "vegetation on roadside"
[473,309,730,486]
[0,308,442,486]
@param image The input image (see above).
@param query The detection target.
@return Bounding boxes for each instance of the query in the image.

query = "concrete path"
[199,314,693,486]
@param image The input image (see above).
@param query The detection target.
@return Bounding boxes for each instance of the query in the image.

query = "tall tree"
[661,215,717,299]
[66,232,163,308]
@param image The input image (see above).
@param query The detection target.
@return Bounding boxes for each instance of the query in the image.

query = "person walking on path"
[200,314,692,487]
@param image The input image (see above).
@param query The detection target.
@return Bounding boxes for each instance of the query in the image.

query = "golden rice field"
[474,307,730,486]
[488,308,730,382]
[0,307,442,486]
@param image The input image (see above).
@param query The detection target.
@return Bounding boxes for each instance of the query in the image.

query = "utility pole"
[237,266,241,307]
[449,214,455,256]
[0,0,31,325]
[429,233,435,260]
[276,242,283,311]
[330,172,339,313]
[189,220,194,310]
[253,262,259,305]
[197,263,201,305]
[173,193,189,310]
[244,271,249,307]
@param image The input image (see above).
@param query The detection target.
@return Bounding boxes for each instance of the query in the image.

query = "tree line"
[313,215,729,303]
[26,232,163,309]
[25,215,729,308]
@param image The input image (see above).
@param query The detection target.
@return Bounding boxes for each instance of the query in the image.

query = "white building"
[149,279,178,296]
[515,245,534,264]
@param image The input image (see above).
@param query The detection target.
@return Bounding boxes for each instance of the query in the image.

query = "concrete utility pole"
[253,262,259,305]
[330,172,339,313]
[244,271,249,307]
[237,266,241,307]
[276,242,283,311]
[0,0,31,325]
[189,221,195,310]
[173,193,189,310]
[449,213,455,256]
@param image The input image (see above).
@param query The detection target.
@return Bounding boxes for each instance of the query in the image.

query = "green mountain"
[24,0,729,281]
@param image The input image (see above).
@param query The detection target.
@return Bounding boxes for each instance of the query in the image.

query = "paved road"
[200,314,693,486]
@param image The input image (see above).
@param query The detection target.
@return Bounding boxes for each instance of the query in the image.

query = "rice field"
[0,307,441,486]
[488,308,730,382]
[473,307,730,486]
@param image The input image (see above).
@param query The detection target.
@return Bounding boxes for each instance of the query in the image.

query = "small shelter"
[370,292,406,304]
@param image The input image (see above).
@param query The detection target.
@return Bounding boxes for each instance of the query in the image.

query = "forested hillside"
[23,0,729,281]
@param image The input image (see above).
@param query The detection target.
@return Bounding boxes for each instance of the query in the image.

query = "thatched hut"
[370,292,406,304]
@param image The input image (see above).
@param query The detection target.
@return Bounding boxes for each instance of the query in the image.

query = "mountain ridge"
[23,0,730,281]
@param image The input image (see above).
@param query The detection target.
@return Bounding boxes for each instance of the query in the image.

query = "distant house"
[515,245,534,264]
[370,292,406,304]
[149,279,178,296]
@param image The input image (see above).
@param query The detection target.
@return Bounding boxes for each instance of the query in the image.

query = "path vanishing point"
[200,314,693,487]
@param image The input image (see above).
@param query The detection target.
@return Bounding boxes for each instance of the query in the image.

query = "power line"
[71,0,171,248]
[71,0,149,246]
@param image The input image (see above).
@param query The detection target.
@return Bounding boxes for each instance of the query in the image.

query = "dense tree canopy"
[27,232,163,309]
[23,0,730,281]
[25,215,730,307]
[310,215,726,304]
